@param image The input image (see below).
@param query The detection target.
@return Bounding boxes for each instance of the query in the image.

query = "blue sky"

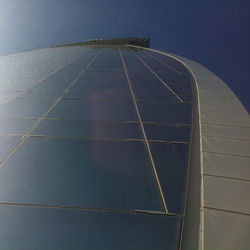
[0,0,249,112]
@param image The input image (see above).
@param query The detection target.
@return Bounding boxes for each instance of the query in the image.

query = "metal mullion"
[0,48,93,107]
[0,201,177,216]
[119,45,169,213]
[0,48,103,168]
[127,46,184,104]
[142,50,183,75]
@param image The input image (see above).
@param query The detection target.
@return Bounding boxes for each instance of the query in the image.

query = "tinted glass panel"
[167,83,192,95]
[144,50,187,73]
[0,205,181,250]
[145,124,191,142]
[135,52,191,87]
[20,91,62,99]
[0,119,37,135]
[87,52,123,71]
[0,99,54,118]
[47,100,138,122]
[0,136,21,162]
[0,137,163,211]
[135,93,179,103]
[33,120,142,140]
[74,71,127,84]
[132,82,173,94]
[64,91,131,100]
[150,142,189,214]
[138,102,191,124]
[0,90,21,99]
[70,80,129,92]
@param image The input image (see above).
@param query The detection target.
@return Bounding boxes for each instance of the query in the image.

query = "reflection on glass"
[0,137,163,211]
[33,120,142,140]
[0,205,181,250]
[0,136,22,162]
[150,142,189,214]
[138,102,191,124]
[145,124,191,142]
[0,99,54,118]
[47,100,138,121]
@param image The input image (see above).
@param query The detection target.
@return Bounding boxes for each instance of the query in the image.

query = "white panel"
[201,124,250,140]
[204,175,250,214]
[203,152,250,180]
[202,136,250,157]
[204,208,250,250]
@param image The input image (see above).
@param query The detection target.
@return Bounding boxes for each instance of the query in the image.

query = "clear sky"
[0,0,249,112]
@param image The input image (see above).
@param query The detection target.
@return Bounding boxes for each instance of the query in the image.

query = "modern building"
[0,38,249,249]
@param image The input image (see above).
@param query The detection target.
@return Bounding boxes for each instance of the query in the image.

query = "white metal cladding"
[128,46,250,250]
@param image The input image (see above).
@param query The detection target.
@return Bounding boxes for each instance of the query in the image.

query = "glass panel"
[33,120,142,140]
[150,142,189,214]
[180,94,192,102]
[74,71,127,84]
[135,93,179,103]
[134,52,190,86]
[0,99,54,118]
[32,74,77,91]
[145,124,191,142]
[167,83,192,95]
[0,205,181,250]
[0,119,37,135]
[47,100,138,122]
[64,91,131,100]
[0,137,163,211]
[20,91,62,99]
[70,80,129,93]
[132,82,173,94]
[87,53,123,71]
[144,50,188,73]
[138,102,191,124]
[0,91,21,99]
[0,136,21,162]
[31,50,98,92]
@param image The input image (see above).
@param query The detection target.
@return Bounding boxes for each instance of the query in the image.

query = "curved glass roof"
[0,44,193,249]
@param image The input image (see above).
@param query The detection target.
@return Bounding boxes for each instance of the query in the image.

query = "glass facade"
[0,44,193,249]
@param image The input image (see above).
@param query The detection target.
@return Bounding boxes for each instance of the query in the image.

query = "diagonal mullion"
[0,48,103,169]
[142,50,183,75]
[118,45,169,213]
[127,46,184,104]
[0,49,92,107]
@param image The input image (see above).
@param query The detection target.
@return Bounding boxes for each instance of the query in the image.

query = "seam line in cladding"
[119,45,169,213]
[0,49,91,108]
[202,123,250,129]
[202,134,250,142]
[203,173,250,182]
[202,151,250,159]
[201,122,250,129]
[127,47,184,104]
[204,206,250,217]
[0,48,103,169]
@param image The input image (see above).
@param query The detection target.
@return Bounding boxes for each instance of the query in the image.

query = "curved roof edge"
[51,38,150,48]
[128,45,250,250]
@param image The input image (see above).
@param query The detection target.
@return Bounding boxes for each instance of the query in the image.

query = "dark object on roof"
[51,37,150,48]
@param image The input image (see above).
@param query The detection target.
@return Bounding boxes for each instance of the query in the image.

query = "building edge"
[128,45,250,250]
